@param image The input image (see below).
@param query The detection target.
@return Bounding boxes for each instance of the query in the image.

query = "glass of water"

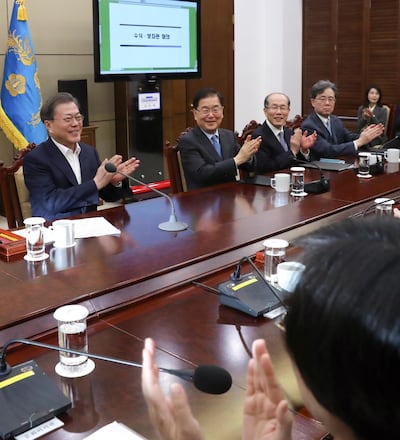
[263,238,289,283]
[290,167,306,196]
[53,304,95,377]
[23,217,47,261]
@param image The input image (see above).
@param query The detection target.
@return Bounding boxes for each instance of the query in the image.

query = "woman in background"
[357,85,388,147]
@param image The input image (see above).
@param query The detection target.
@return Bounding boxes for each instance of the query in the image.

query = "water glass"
[263,238,289,282]
[290,167,305,196]
[23,217,47,261]
[358,152,370,176]
[54,304,95,377]
[374,198,394,215]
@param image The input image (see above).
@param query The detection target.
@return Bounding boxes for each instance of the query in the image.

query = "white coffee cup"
[384,148,400,163]
[277,261,305,292]
[270,173,290,192]
[51,219,75,248]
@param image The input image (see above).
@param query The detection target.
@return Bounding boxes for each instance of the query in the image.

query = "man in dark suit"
[179,88,261,190]
[301,80,384,160]
[252,93,317,173]
[24,93,140,221]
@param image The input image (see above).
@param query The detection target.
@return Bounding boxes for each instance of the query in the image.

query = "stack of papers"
[72,217,121,238]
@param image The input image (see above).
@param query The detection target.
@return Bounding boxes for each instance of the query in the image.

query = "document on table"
[83,421,147,439]
[13,217,121,242]
[72,217,121,238]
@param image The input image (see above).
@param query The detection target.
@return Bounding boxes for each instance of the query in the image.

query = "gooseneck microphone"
[105,162,188,232]
[0,338,232,395]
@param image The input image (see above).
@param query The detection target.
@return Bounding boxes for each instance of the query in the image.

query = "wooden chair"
[236,120,261,146]
[0,144,35,229]
[164,128,191,194]
[383,104,396,139]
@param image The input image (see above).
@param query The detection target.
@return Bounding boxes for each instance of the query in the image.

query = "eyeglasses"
[195,106,223,115]
[314,96,336,103]
[52,114,84,123]
[265,105,290,112]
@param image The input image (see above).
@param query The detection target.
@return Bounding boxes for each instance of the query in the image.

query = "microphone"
[231,256,288,311]
[292,158,330,193]
[0,338,232,395]
[105,162,188,232]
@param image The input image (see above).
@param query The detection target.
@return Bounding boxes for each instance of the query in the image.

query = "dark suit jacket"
[252,122,300,172]
[23,138,128,221]
[179,126,254,190]
[301,112,358,159]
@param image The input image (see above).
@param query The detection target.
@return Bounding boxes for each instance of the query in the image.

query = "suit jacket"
[252,122,299,173]
[301,112,358,160]
[179,126,254,190]
[23,138,129,221]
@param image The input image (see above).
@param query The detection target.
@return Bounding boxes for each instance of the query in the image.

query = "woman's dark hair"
[363,85,382,107]
[285,216,400,440]
[191,88,224,109]
[40,92,80,121]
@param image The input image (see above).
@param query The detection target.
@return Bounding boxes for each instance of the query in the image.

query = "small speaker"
[57,79,89,126]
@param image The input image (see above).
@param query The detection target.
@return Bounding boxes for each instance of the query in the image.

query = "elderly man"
[24,92,140,220]
[252,92,317,172]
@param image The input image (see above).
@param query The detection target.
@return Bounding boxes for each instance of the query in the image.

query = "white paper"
[71,217,121,238]
[83,421,147,439]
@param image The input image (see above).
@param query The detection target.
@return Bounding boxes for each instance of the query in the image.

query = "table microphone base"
[158,221,188,232]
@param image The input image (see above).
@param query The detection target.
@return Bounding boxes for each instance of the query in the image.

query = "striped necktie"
[211,134,222,157]
[326,118,332,135]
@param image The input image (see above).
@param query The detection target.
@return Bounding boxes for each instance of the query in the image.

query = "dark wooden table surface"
[2,162,400,438]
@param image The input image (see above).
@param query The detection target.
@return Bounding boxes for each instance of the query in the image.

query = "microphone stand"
[0,338,232,395]
[105,163,188,232]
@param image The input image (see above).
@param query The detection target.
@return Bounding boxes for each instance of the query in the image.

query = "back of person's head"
[285,216,400,439]
[363,85,383,107]
[192,88,224,109]
[310,80,338,99]
[40,92,80,121]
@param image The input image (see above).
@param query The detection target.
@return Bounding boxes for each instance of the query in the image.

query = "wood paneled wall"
[302,0,400,118]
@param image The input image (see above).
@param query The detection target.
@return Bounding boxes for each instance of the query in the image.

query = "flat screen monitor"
[93,0,201,82]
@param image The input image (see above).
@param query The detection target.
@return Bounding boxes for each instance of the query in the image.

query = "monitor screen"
[93,0,201,82]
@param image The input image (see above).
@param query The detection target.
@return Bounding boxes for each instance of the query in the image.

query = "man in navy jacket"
[24,93,140,220]
[301,80,384,160]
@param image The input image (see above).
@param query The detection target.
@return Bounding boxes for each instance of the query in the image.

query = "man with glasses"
[301,79,384,159]
[252,93,317,173]
[24,92,140,220]
[179,88,261,190]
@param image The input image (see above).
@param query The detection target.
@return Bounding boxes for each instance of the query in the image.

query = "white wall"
[234,0,303,132]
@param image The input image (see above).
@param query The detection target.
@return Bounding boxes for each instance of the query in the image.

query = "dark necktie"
[277,131,288,151]
[211,134,222,157]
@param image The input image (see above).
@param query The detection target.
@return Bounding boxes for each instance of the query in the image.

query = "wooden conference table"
[2,161,400,439]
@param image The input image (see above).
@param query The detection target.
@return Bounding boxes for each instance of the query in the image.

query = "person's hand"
[111,156,140,185]
[289,129,302,154]
[356,123,384,148]
[394,207,400,218]
[141,338,204,440]
[93,158,118,189]
[242,339,293,440]
[235,135,261,165]
[362,108,374,120]
[299,130,317,152]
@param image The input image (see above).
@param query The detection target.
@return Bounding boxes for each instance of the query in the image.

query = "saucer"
[24,252,49,262]
[357,173,372,179]
[53,241,76,249]
[290,191,308,197]
[55,359,95,378]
